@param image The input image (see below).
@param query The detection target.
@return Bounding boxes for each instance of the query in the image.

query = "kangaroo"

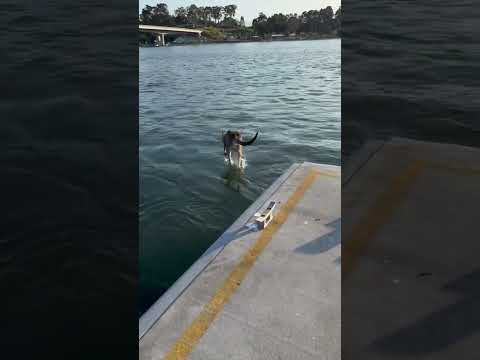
[222,130,258,168]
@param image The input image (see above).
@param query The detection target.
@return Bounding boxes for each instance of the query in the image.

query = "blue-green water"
[140,39,340,315]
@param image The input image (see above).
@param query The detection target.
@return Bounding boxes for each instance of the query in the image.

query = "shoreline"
[139,35,340,47]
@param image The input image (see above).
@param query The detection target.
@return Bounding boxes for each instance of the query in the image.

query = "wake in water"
[222,165,248,192]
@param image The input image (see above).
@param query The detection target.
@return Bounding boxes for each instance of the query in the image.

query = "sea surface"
[2,0,139,353]
[139,39,341,315]
[342,1,480,157]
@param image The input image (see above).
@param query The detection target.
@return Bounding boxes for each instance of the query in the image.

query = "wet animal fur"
[223,130,258,166]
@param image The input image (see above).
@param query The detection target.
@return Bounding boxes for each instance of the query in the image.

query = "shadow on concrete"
[294,218,341,255]
[370,268,480,355]
[204,223,258,257]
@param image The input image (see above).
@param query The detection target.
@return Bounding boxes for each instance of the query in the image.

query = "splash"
[224,152,247,169]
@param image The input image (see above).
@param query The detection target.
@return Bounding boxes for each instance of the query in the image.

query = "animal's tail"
[238,131,259,146]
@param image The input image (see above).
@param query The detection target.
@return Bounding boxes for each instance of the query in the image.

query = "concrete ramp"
[140,162,341,359]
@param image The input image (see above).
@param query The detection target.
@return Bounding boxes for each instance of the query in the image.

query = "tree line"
[139,3,341,35]
[252,7,341,36]
[139,3,244,29]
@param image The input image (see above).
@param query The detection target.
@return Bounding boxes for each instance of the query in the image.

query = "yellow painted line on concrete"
[342,155,479,278]
[163,169,329,360]
[342,160,425,278]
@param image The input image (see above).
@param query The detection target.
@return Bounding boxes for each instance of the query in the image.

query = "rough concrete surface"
[343,138,480,360]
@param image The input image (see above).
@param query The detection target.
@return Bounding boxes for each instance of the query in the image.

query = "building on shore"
[268,33,287,41]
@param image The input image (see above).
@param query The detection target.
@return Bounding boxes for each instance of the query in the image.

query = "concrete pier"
[140,162,341,359]
[343,137,480,359]
[158,34,166,47]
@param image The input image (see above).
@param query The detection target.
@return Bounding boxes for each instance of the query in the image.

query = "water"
[2,1,138,353]
[139,39,341,315]
[342,1,480,157]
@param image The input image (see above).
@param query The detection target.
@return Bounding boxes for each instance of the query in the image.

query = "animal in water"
[222,130,258,168]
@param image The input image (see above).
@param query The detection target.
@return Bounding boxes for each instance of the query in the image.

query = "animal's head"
[232,131,241,141]
[224,130,258,146]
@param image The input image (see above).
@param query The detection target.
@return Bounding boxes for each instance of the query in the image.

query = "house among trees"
[271,34,286,40]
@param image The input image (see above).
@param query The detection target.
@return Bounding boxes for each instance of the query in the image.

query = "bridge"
[139,25,202,46]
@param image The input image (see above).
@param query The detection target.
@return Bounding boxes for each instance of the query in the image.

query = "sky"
[139,0,341,25]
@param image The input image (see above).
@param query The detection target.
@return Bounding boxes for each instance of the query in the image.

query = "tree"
[251,6,340,37]
[205,6,213,24]
[174,7,188,25]
[223,4,237,19]
[324,6,334,20]
[252,12,268,35]
[267,13,288,34]
[220,16,238,28]
[335,6,342,19]
[197,6,212,25]
[140,5,154,24]
[187,4,199,27]
[286,14,300,34]
[139,3,175,26]
[151,3,172,25]
[240,16,245,27]
[198,6,205,24]
[211,6,223,24]
[335,6,342,32]
[318,6,335,32]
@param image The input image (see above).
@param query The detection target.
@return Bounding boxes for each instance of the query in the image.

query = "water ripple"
[139,40,340,315]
